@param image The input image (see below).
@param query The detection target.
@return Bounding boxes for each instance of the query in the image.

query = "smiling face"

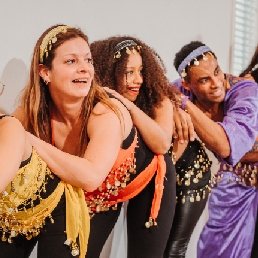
[183,54,226,105]
[120,52,143,102]
[40,37,94,102]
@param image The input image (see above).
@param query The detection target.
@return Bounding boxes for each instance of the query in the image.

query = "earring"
[0,82,5,95]
[43,79,48,85]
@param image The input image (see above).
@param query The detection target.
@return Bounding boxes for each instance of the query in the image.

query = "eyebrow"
[63,52,91,57]
[126,65,143,69]
[197,76,209,82]
[197,65,220,82]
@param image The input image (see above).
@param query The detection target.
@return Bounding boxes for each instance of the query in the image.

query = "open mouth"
[127,87,140,92]
[210,88,222,97]
[72,79,88,83]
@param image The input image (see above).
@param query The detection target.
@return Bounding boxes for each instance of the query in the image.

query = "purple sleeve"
[171,78,195,102]
[216,81,258,165]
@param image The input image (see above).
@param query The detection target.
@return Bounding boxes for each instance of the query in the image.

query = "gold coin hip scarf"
[0,149,90,258]
[84,130,167,228]
[84,132,138,216]
[169,139,212,204]
[214,162,258,187]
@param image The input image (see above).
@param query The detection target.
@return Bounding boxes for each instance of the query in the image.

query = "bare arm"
[27,102,131,192]
[104,88,173,154]
[185,100,230,158]
[0,116,32,191]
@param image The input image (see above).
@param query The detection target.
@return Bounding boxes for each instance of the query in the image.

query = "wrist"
[180,95,189,110]
[174,94,189,110]
[123,98,133,111]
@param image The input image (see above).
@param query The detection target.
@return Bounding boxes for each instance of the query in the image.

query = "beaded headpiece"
[177,46,213,78]
[39,25,72,63]
[114,40,141,59]
[249,64,258,73]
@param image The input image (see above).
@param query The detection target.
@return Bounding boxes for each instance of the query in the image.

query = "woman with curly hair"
[240,45,258,83]
[90,36,177,257]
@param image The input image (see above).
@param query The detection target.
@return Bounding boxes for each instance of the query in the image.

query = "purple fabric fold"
[197,172,258,258]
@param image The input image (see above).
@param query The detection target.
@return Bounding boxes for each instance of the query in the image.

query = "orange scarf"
[85,130,166,226]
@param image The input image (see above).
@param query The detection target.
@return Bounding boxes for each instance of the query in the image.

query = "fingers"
[173,108,195,143]
[187,117,195,142]
[103,87,122,100]
[103,87,116,95]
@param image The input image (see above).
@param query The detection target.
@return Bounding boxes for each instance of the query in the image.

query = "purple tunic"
[172,75,258,258]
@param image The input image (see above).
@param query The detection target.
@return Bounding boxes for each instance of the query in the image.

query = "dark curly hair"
[174,41,216,82]
[239,45,258,83]
[90,36,176,119]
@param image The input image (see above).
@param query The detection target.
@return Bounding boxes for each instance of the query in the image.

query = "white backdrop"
[0,0,233,257]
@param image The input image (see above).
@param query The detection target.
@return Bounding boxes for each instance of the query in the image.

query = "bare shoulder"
[12,107,26,124]
[0,115,25,134]
[92,98,132,123]
[89,98,132,138]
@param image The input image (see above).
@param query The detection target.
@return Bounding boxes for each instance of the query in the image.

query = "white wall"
[0,0,234,257]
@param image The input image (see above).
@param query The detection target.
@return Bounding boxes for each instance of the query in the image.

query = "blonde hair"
[19,24,121,156]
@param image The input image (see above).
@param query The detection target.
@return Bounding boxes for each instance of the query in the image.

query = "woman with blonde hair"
[12,25,174,258]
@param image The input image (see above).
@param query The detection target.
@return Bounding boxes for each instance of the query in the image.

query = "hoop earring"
[0,82,5,95]
[43,79,48,86]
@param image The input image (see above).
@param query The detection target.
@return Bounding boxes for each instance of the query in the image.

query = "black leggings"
[164,191,209,258]
[86,154,176,258]
[0,194,79,258]
[85,204,123,258]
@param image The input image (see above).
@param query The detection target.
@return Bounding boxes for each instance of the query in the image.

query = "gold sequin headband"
[114,40,142,59]
[177,46,214,79]
[0,81,5,95]
[39,25,72,63]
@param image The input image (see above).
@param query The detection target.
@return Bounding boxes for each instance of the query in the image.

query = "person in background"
[239,45,258,258]
[90,36,176,258]
[163,95,212,257]
[0,77,89,258]
[172,40,258,258]
[240,45,258,83]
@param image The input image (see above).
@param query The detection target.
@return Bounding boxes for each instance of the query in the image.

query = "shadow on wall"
[0,58,28,114]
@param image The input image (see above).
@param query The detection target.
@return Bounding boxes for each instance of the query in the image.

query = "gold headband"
[39,25,72,63]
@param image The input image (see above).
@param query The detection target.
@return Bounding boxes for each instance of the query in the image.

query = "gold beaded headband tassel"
[177,46,213,79]
[39,25,72,63]
[114,40,142,59]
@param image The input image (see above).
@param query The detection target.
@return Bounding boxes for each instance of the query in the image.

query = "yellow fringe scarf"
[0,149,89,257]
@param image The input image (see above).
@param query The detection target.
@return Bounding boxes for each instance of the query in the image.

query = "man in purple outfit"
[172,41,258,258]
